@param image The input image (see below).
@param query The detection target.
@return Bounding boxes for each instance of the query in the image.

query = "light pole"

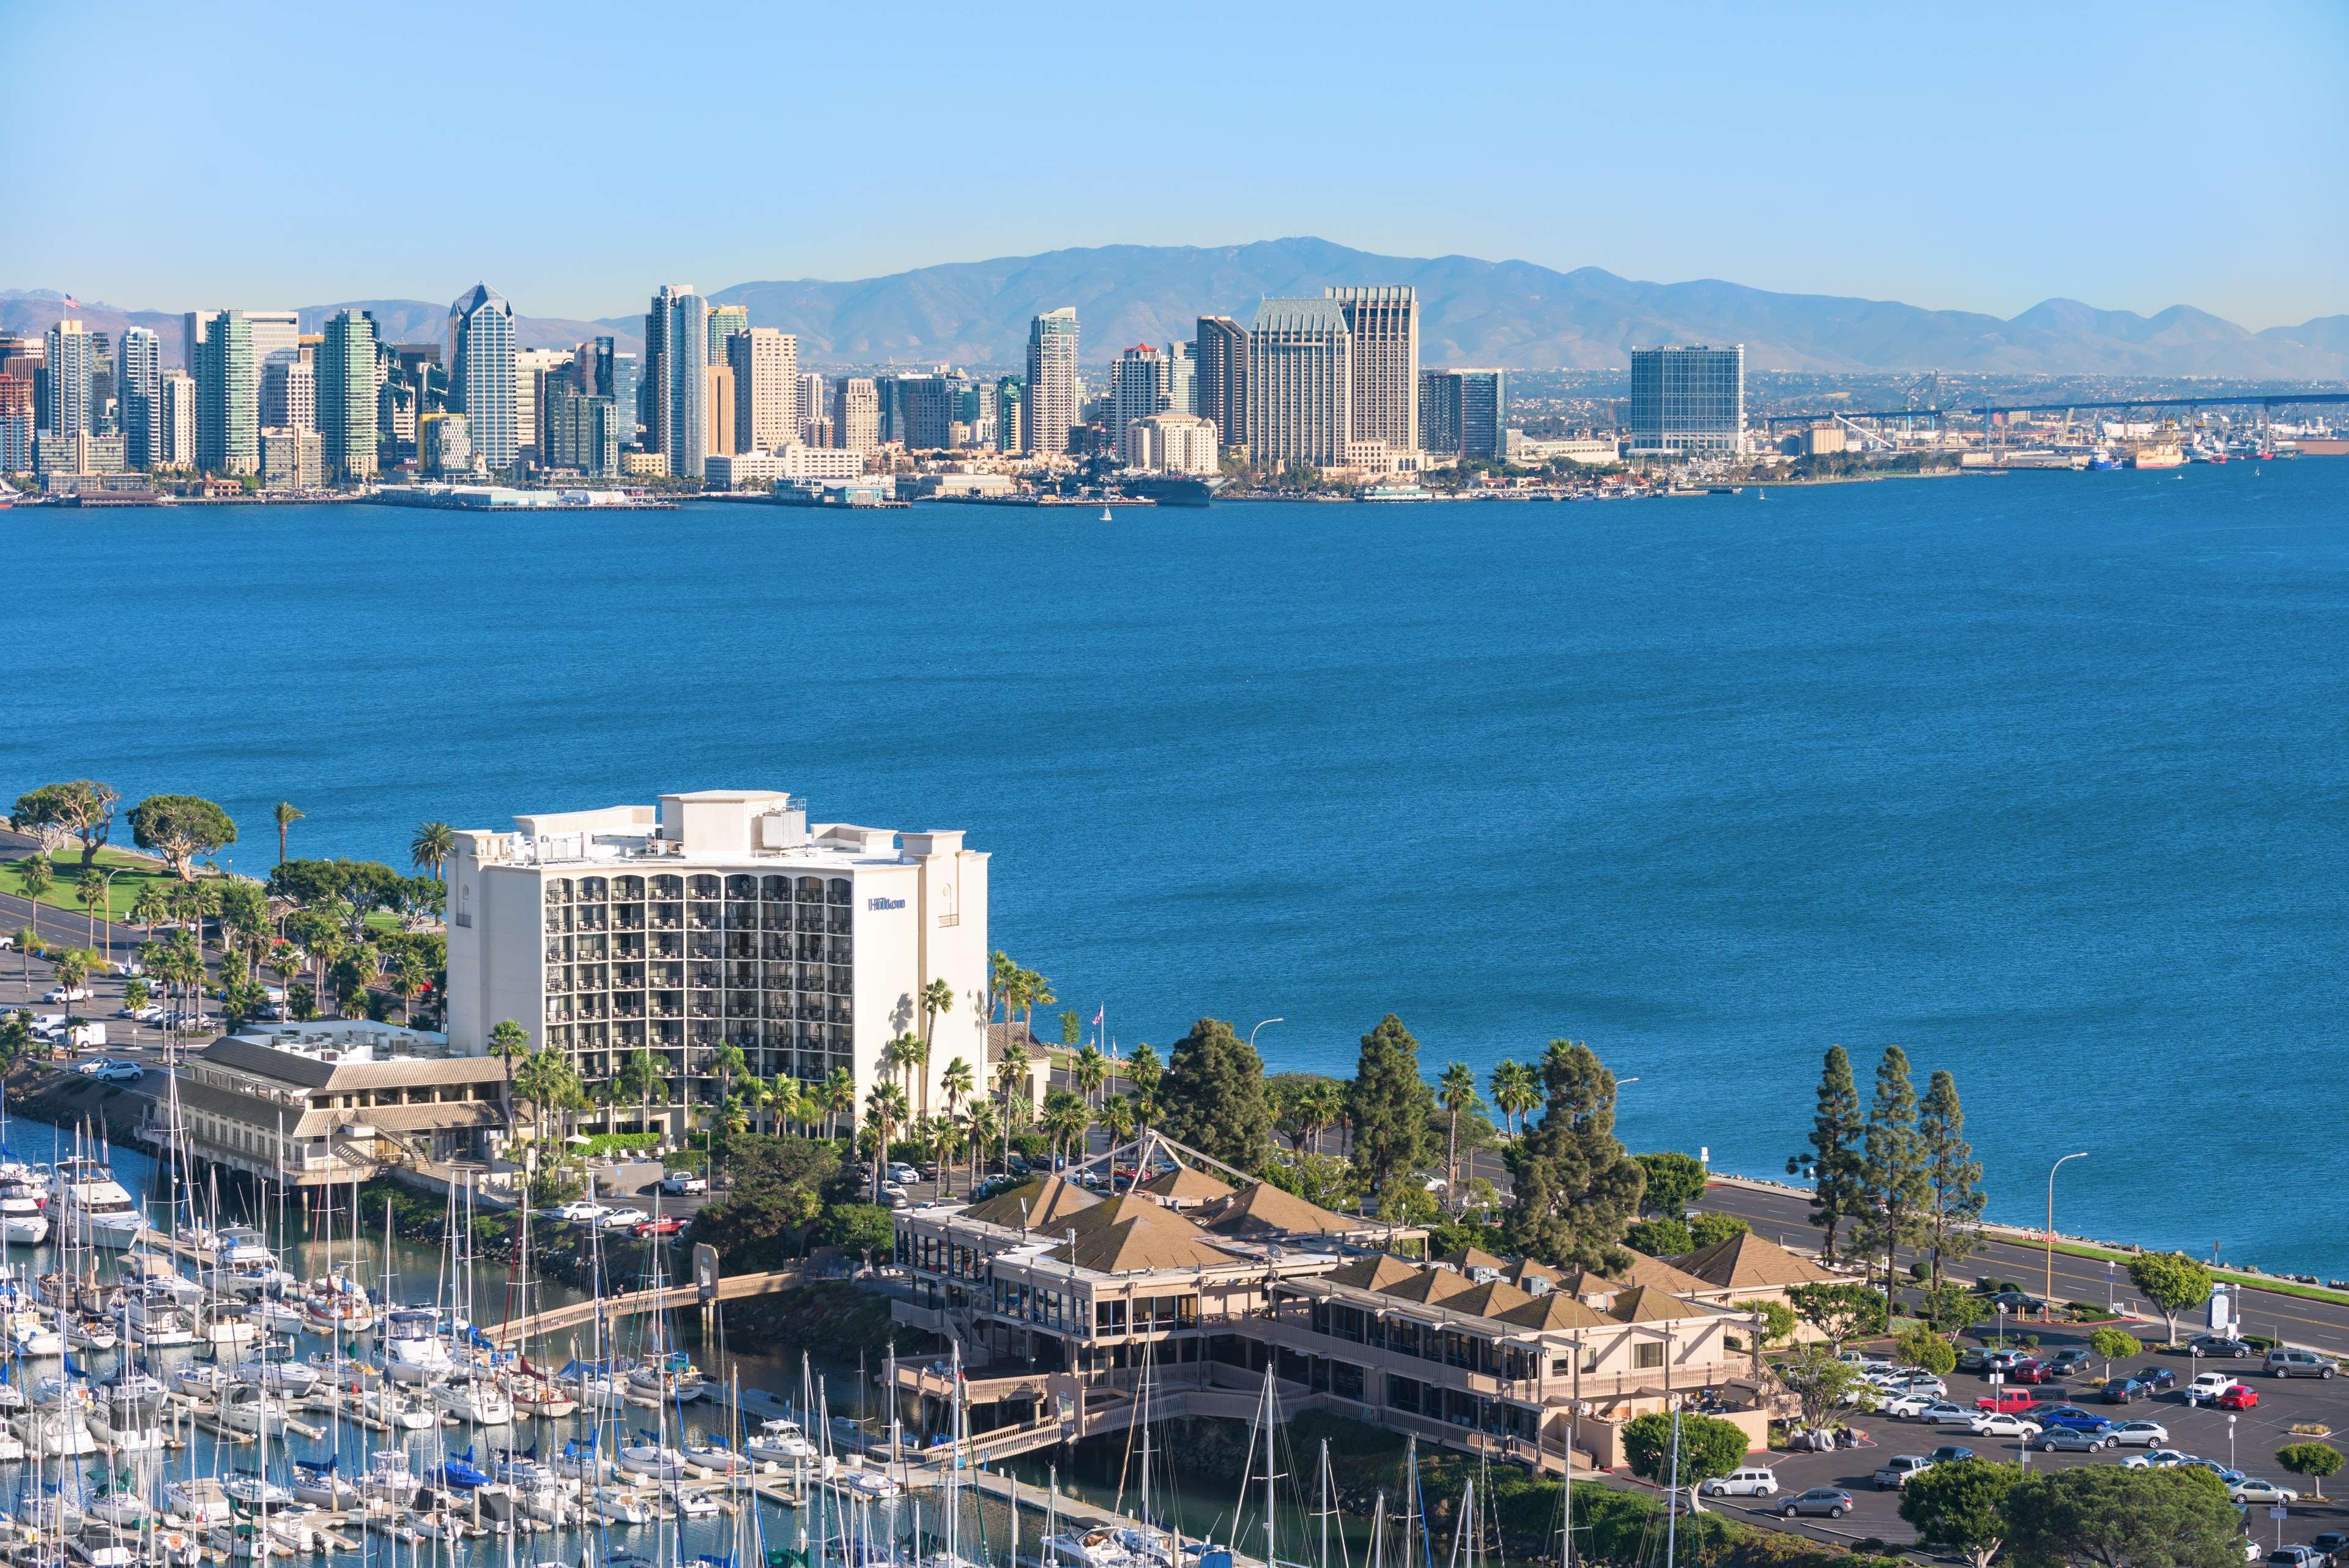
[2046,1152,2088,1311]
[2228,1413,2237,1471]
[1997,1302,2008,1350]
[1248,1019,1283,1052]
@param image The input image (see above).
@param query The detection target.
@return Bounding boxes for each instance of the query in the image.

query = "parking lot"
[1694,1323,2349,1556]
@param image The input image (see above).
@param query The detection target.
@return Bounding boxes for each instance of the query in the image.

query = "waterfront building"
[796,371,826,442]
[42,319,92,439]
[259,357,315,431]
[644,284,708,478]
[0,411,29,474]
[545,379,618,475]
[117,327,159,469]
[1127,411,1218,475]
[1246,298,1352,469]
[259,426,324,490]
[1628,344,1745,455]
[195,310,258,476]
[156,370,196,469]
[516,347,573,465]
[35,431,126,476]
[588,338,639,446]
[835,377,879,452]
[994,376,1024,453]
[618,449,669,479]
[1195,316,1248,453]
[1023,307,1079,456]
[774,444,866,481]
[706,450,782,489]
[421,411,472,476]
[706,304,748,366]
[315,310,378,481]
[1110,344,1168,464]
[443,789,992,1129]
[447,284,519,469]
[1419,370,1461,456]
[1326,286,1418,453]
[728,328,798,453]
[704,363,736,456]
[1419,368,1507,460]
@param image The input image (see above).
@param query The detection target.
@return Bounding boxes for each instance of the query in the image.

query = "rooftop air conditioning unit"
[1525,1276,1552,1297]
[1469,1266,1499,1285]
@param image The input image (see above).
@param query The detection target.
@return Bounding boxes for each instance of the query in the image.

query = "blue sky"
[12,0,2347,329]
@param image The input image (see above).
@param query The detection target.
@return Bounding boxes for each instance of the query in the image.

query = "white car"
[886,1162,919,1185]
[1889,1375,1948,1398]
[1881,1393,1940,1418]
[1701,1468,1779,1498]
[2229,1479,2298,1507]
[2125,1449,2192,1470]
[76,1058,144,1083]
[597,1208,650,1230]
[42,985,90,1003]
[1921,1403,1981,1425]
[879,1182,908,1203]
[2186,1372,2243,1405]
[2109,1421,2170,1448]
[1967,1413,2043,1439]
[657,1171,708,1196]
[551,1202,611,1224]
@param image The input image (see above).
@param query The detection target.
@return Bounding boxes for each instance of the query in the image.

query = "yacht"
[381,1309,455,1384]
[290,1458,360,1512]
[0,1194,49,1246]
[220,1473,297,1512]
[50,1158,146,1248]
[12,1406,99,1457]
[615,1436,690,1481]
[358,1451,420,1507]
[235,1342,319,1398]
[1044,1528,1148,1568]
[72,1524,138,1568]
[210,1229,295,1298]
[4,1315,65,1359]
[248,1297,306,1336]
[744,1417,818,1463]
[213,1383,290,1436]
[86,1405,166,1453]
[171,1362,231,1400]
[586,1488,652,1526]
[430,1369,514,1424]
[362,1381,437,1430]
[683,1435,748,1475]
[665,1485,720,1518]
[164,1477,233,1526]
[96,1365,169,1425]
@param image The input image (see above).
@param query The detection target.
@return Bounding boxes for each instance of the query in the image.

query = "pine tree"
[1917,1069,1984,1290]
[1345,1014,1438,1203]
[1787,1045,1866,1266]
[1500,1040,1647,1272]
[1156,1018,1274,1172]
[1852,1046,1929,1309]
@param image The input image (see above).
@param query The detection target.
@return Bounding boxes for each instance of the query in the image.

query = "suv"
[1874,1455,1934,1490]
[2265,1348,2337,1380]
[1702,1468,1779,1498]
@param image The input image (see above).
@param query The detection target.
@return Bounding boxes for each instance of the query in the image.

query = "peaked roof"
[1138,1165,1234,1203]
[960,1174,1100,1231]
[1323,1255,1424,1293]
[1608,1284,1700,1324]
[1614,1249,1718,1297]
[1432,1246,1511,1273]
[1495,1290,1618,1331]
[1044,1199,1228,1273]
[1376,1266,1475,1307]
[1201,1180,1359,1238]
[1547,1266,1628,1299]
[1444,1279,1536,1319]
[1668,1231,1838,1291]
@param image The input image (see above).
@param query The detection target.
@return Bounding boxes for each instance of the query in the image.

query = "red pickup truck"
[1975,1389,2039,1414]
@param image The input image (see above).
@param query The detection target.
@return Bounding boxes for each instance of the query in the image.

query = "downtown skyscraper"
[1023,307,1078,456]
[448,284,519,469]
[1325,286,1417,453]
[42,319,92,439]
[195,310,257,475]
[1246,298,1351,468]
[1195,316,1248,452]
[317,309,379,481]
[644,284,708,478]
[117,327,159,469]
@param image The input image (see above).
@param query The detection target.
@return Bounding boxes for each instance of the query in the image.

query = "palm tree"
[1099,1093,1137,1150]
[764,1075,803,1137]
[894,1031,930,1122]
[76,868,114,953]
[917,976,954,1110]
[1020,968,1054,1042]
[864,1081,909,1198]
[18,856,53,974]
[128,882,171,943]
[989,951,1017,1031]
[488,1019,532,1146]
[12,926,37,1003]
[1040,1088,1091,1166]
[1124,1042,1162,1101]
[51,947,93,1006]
[710,1041,749,1111]
[995,1041,1031,1176]
[388,954,428,1024]
[1072,1044,1108,1109]
[963,1101,998,1192]
[1439,1062,1482,1212]
[267,801,302,868]
[512,1046,582,1156]
[1490,1060,1539,1140]
[410,822,456,880]
[617,1048,671,1147]
[822,1066,856,1143]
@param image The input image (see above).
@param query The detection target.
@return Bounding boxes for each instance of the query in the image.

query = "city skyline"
[8,2,2345,331]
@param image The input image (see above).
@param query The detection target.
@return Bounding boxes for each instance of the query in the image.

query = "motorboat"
[0,1196,50,1245]
[665,1485,720,1518]
[504,1368,577,1419]
[213,1383,291,1436]
[4,1315,65,1359]
[71,1523,138,1568]
[836,1465,903,1499]
[220,1472,297,1512]
[616,1434,691,1481]
[430,1369,514,1424]
[165,1477,234,1525]
[12,1406,99,1456]
[744,1416,818,1463]
[172,1362,229,1400]
[290,1457,358,1510]
[124,1284,200,1347]
[235,1342,319,1398]
[99,1364,169,1423]
[50,1158,146,1248]
[248,1298,306,1336]
[209,1228,295,1297]
[358,1451,420,1507]
[430,1448,492,1490]
[84,1477,151,1528]
[683,1435,748,1475]
[87,1409,167,1452]
[552,1438,606,1482]
[403,1503,469,1543]
[586,1488,652,1526]
[30,1372,93,1411]
[363,1382,437,1430]
[1044,1529,1147,1568]
[199,1309,258,1351]
[382,1309,455,1385]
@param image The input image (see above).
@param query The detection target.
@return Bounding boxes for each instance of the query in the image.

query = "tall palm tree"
[822,1067,856,1142]
[765,1075,803,1137]
[19,856,53,975]
[128,882,171,943]
[995,1041,1031,1176]
[864,1081,908,1198]
[1439,1061,1482,1212]
[410,822,456,880]
[12,926,37,1003]
[1099,1093,1137,1150]
[896,1030,931,1122]
[617,1048,671,1146]
[962,1101,997,1194]
[917,976,954,1112]
[1020,968,1054,1043]
[488,1019,532,1145]
[989,951,1017,1031]
[1490,1060,1539,1140]
[273,802,303,868]
[1072,1044,1108,1109]
[76,868,114,953]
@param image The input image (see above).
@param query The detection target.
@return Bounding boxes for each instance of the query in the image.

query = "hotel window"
[1634,1342,1664,1370]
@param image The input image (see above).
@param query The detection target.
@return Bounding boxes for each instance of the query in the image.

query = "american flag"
[62,294,78,308]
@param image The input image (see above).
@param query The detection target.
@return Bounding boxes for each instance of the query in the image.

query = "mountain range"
[8,237,2347,377]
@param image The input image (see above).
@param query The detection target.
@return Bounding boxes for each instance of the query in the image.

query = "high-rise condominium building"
[42,320,92,439]
[835,377,878,452]
[443,789,992,1127]
[259,427,324,490]
[1023,307,1079,456]
[515,348,572,465]
[994,376,1024,453]
[157,371,196,469]
[706,305,748,366]
[1326,286,1417,453]
[1167,340,1195,417]
[421,412,472,476]
[1246,299,1352,469]
[704,364,735,456]
[316,311,379,481]
[586,338,638,447]
[196,310,258,475]
[260,358,315,431]
[896,376,954,450]
[796,373,826,442]
[117,327,158,469]
[248,311,301,384]
[1195,316,1248,452]
[447,284,519,469]
[728,329,798,453]
[1418,370,1460,456]
[1629,345,1745,455]
[1419,368,1508,461]
[1110,345,1169,464]
[644,284,708,478]
[545,379,618,475]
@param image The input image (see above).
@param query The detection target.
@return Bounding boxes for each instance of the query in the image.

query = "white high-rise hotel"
[446,789,991,1134]
[1245,285,1419,469]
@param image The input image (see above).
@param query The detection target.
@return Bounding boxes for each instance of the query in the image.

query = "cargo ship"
[1116,474,1224,507]
[2125,440,2185,469]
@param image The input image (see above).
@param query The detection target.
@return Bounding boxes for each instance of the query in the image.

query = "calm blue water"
[6,469,2347,1273]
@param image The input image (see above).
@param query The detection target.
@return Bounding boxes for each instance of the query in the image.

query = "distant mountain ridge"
[8,239,2347,376]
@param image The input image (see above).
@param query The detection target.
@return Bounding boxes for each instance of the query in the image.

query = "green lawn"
[2014,1231,2349,1309]
[0,846,184,926]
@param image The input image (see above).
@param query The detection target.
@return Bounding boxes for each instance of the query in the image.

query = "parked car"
[878,1182,908,1203]
[1985,1290,2049,1313]
[1882,1392,1940,1419]
[2265,1349,2337,1380]
[552,1202,612,1224]
[2134,1366,2179,1393]
[1967,1413,2043,1440]
[2230,1479,2299,1507]
[1892,1375,1949,1398]
[2036,1405,2113,1432]
[2191,1336,2258,1360]
[2217,1384,2261,1411]
[2104,1377,2151,1404]
[2124,1449,2194,1470]
[597,1208,651,1231]
[2306,1533,2348,1562]
[1780,1488,1853,1520]
[2109,1421,2171,1447]
[2186,1373,2244,1404]
[75,1058,143,1084]
[1701,1468,1779,1499]
[631,1215,685,1238]
[1928,1446,1978,1466]
[1839,1351,1895,1372]
[2047,1350,2093,1377]
[657,1170,709,1195]
[2035,1427,2118,1452]
[1921,1402,1982,1425]
[2266,1548,2326,1568]
[41,985,90,1003]
[1977,1390,2042,1414]
[887,1162,920,1185]
[1956,1346,2000,1373]
[1874,1455,1933,1491]
[2013,1360,2060,1384]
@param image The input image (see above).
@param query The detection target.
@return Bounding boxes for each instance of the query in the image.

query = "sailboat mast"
[1664,1405,1682,1568]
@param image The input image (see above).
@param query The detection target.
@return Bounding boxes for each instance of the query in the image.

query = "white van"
[1704,1467,1779,1498]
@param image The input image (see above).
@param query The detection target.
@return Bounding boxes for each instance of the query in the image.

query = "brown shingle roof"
[1376,1267,1475,1307]
[1432,1246,1510,1273]
[1443,1279,1536,1319]
[1668,1232,1838,1291]
[1608,1284,1706,1324]
[1138,1166,1234,1204]
[1495,1290,1618,1331]
[961,1175,1100,1231]
[1614,1250,1718,1297]
[1201,1181,1359,1238]
[1323,1255,1424,1293]
[1044,1200,1230,1274]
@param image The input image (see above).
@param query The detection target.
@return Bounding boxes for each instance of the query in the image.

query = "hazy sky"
[12,1,2347,329]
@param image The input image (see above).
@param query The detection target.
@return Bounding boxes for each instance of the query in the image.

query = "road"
[1704,1180,2349,1359]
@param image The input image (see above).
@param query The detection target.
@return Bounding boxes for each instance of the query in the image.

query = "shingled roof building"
[892,1143,1787,1475]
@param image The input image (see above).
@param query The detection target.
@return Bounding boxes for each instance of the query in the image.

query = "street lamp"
[1248,1019,1283,1052]
[2228,1413,2238,1471]
[1997,1302,2008,1350]
[2046,1152,2089,1310]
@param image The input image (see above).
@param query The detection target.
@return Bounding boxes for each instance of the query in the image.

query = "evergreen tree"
[1850,1045,1929,1309]
[1155,1018,1273,1172]
[1917,1069,1984,1290]
[1500,1040,1646,1272]
[1786,1044,1865,1266]
[1345,1014,1438,1203]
